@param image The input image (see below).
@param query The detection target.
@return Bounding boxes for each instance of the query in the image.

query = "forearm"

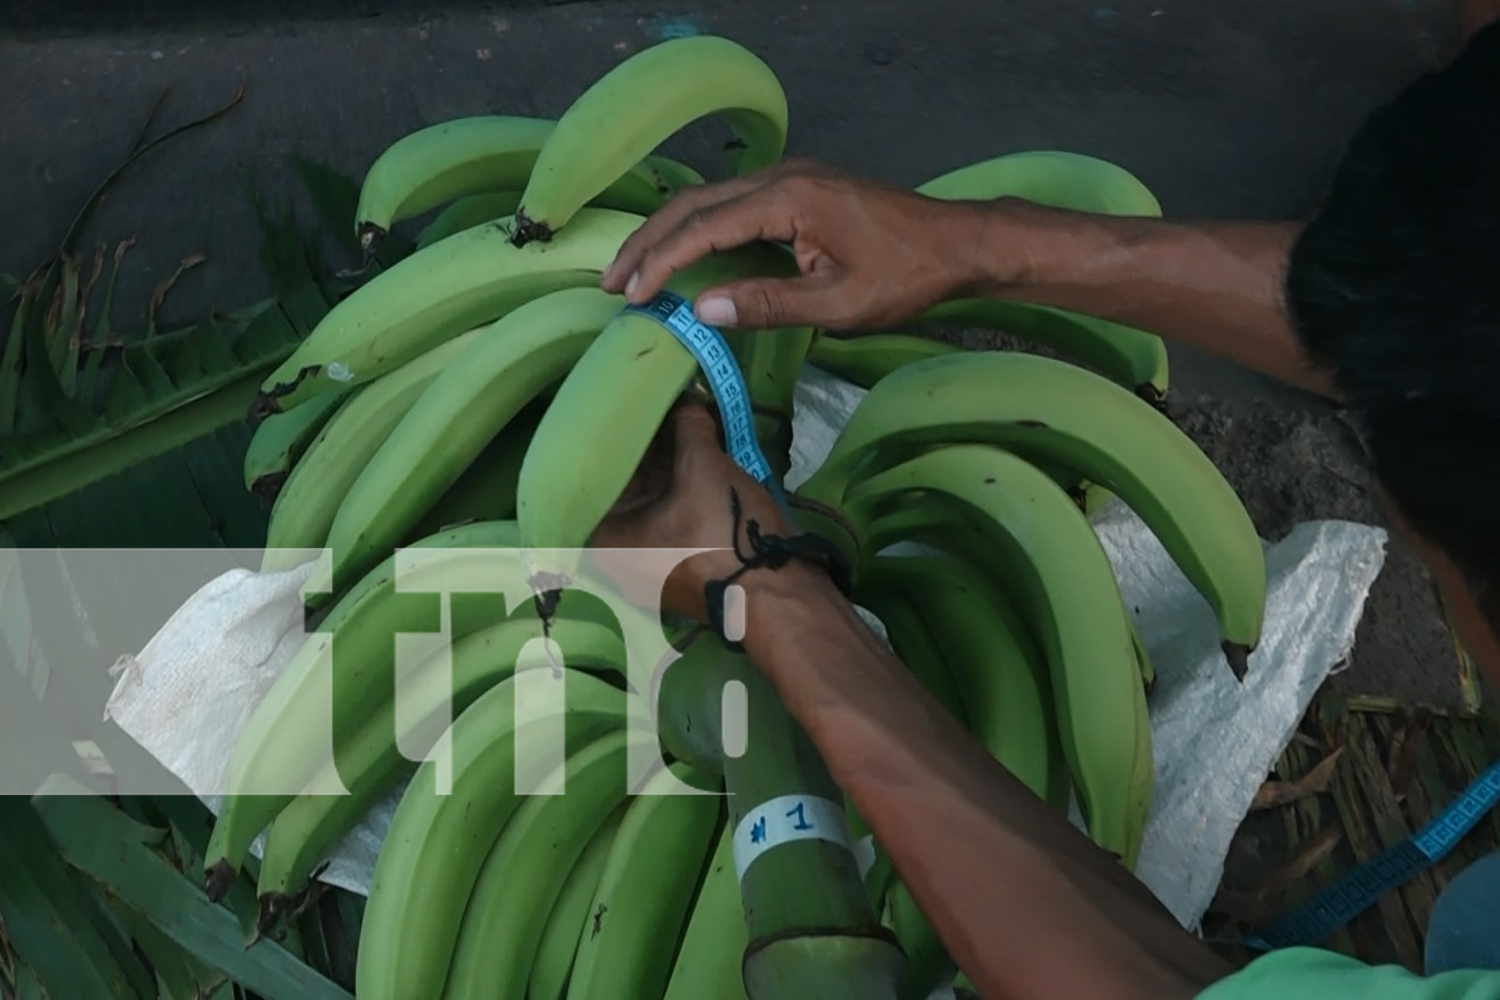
[962,199,1340,400]
[738,564,1236,1000]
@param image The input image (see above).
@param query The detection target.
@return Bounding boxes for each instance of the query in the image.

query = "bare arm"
[604,163,1335,402]
[964,200,1339,398]
[732,561,1238,1000]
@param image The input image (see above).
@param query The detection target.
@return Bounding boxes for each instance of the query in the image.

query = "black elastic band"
[704,487,852,651]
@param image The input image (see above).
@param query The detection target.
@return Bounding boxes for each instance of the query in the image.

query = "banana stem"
[743,933,907,1000]
[712,643,906,998]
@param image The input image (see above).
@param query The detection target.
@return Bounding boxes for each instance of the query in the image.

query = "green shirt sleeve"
[1197,948,1500,1000]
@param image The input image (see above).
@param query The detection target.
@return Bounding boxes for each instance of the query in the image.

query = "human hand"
[600,158,996,333]
[586,395,797,623]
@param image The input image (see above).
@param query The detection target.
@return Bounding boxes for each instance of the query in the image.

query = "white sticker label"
[731,794,853,883]
[326,361,354,382]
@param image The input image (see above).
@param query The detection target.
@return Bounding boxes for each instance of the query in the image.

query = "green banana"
[797,350,1265,669]
[516,242,796,580]
[743,322,817,481]
[242,389,347,500]
[415,190,524,251]
[807,333,963,390]
[563,761,723,1000]
[355,116,670,254]
[514,36,788,244]
[260,323,487,573]
[1128,614,1157,693]
[257,206,645,412]
[404,396,548,540]
[841,445,1152,867]
[205,520,528,896]
[443,728,655,1000]
[860,553,1070,811]
[411,152,704,253]
[323,286,623,593]
[850,585,969,727]
[253,612,627,921]
[643,153,707,194]
[355,667,644,1000]
[888,880,953,1000]
[917,149,1162,218]
[662,817,750,1000]
[918,299,1170,403]
[915,149,1169,401]
[529,804,628,1000]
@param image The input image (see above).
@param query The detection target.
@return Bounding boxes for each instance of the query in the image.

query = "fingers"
[601,175,766,293]
[693,271,845,330]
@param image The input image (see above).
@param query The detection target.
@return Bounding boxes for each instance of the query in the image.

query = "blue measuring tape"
[621,290,791,514]
[1238,755,1500,951]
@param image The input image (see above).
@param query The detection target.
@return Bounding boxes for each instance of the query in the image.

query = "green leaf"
[0,798,151,1000]
[32,793,356,1000]
[48,256,81,385]
[0,281,36,436]
[0,630,89,795]
[0,273,19,303]
[19,262,100,437]
[291,156,363,259]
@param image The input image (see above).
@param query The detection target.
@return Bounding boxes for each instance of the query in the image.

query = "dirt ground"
[0,0,1477,707]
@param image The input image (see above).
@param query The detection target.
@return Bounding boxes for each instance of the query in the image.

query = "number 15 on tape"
[731,794,853,883]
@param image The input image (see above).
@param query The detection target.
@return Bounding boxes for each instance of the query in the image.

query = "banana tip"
[204,860,236,903]
[250,472,287,504]
[356,222,385,256]
[247,392,281,421]
[509,209,553,248]
[1222,640,1251,683]
[256,893,291,937]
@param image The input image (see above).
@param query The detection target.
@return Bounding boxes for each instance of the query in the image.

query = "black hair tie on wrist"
[703,487,853,652]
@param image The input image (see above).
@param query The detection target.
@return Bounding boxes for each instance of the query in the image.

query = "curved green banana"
[807,332,964,390]
[253,613,627,920]
[562,761,722,1000]
[260,324,487,573]
[918,299,1170,403]
[797,350,1265,665]
[514,36,788,244]
[860,553,1070,811]
[324,286,623,593]
[242,389,347,500]
[916,149,1168,401]
[516,242,796,576]
[850,585,968,727]
[258,206,645,412]
[917,149,1162,215]
[355,116,670,253]
[841,445,1152,867]
[415,190,524,251]
[355,668,644,1000]
[662,817,750,1000]
[443,728,655,1000]
[205,520,527,895]
[528,804,628,1000]
[405,397,547,541]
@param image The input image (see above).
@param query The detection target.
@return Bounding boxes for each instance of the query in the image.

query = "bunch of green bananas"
[210,30,1267,1000]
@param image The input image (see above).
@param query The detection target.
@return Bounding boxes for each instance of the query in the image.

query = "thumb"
[693,273,840,330]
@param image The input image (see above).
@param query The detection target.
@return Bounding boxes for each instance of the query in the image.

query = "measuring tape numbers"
[621,290,790,513]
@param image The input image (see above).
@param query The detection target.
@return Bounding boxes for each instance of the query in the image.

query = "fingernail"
[624,272,640,299]
[697,296,737,327]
